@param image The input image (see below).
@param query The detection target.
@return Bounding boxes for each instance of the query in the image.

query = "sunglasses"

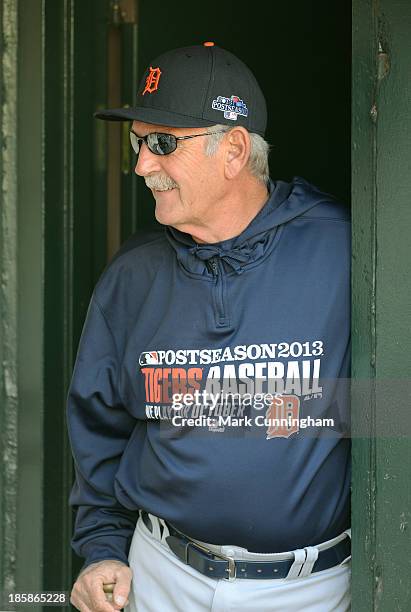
[129,130,228,156]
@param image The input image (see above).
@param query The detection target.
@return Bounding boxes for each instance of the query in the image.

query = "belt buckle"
[215,551,237,581]
[184,540,237,581]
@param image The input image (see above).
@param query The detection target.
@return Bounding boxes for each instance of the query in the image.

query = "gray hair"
[204,124,270,184]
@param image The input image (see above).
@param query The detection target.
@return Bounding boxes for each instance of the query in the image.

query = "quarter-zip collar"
[165,176,332,277]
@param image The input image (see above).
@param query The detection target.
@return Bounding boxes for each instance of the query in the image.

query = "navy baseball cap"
[94,42,267,137]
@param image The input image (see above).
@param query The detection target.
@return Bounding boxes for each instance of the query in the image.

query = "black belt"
[141,511,350,581]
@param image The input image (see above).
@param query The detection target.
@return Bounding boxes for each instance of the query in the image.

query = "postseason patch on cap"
[211,95,249,121]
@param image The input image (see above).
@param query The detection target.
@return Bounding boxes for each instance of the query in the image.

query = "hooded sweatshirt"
[67,176,351,569]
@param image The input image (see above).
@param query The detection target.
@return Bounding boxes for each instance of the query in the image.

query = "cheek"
[165,150,219,198]
[190,157,218,188]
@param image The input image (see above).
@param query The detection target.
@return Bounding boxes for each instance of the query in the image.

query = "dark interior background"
[135,0,351,229]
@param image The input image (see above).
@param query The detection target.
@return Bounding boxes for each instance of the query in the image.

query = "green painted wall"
[16,0,44,595]
[0,0,20,597]
[1,0,45,602]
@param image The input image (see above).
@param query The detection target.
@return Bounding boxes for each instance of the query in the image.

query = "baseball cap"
[94,42,267,136]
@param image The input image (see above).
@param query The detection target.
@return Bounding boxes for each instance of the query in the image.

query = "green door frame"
[1,0,46,598]
[42,0,140,590]
[0,0,140,602]
[352,0,411,609]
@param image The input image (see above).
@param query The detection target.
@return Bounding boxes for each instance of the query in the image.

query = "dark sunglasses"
[129,130,227,156]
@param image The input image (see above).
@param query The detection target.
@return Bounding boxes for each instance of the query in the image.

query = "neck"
[177,178,269,244]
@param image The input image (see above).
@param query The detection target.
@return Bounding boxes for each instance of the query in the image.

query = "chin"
[154,204,181,227]
[155,211,174,225]
[153,189,185,226]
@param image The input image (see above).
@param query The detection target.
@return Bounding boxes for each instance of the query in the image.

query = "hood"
[165,176,337,276]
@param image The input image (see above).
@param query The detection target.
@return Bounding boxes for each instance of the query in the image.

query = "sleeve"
[66,294,139,570]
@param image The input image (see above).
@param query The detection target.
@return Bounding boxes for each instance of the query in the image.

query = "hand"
[70,559,132,612]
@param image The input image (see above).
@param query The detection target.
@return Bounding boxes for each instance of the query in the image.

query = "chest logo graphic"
[137,341,327,437]
[142,67,162,95]
[139,351,159,366]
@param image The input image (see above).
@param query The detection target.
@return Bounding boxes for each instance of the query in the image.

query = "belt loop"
[159,517,170,543]
[285,549,306,580]
[299,546,319,577]
[148,513,161,540]
[340,528,352,565]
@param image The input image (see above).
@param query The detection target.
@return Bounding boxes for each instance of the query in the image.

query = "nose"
[134,142,162,177]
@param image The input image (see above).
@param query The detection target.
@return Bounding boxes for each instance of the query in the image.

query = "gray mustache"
[145,175,179,190]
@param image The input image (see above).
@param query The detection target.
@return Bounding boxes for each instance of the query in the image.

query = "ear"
[224,127,251,179]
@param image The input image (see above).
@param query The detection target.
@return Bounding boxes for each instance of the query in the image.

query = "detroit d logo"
[142,66,162,95]
[265,395,300,439]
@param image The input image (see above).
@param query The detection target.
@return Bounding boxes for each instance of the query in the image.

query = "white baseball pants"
[125,513,351,612]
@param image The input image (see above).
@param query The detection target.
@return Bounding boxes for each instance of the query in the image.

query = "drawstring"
[189,243,259,274]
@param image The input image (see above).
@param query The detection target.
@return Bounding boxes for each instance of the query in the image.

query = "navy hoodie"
[67,176,351,569]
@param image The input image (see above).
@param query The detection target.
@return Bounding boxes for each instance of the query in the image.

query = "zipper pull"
[207,257,219,276]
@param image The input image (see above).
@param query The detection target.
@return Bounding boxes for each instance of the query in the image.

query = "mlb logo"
[224,110,238,120]
[139,351,159,366]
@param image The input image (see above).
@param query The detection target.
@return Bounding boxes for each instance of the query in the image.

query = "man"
[68,42,351,612]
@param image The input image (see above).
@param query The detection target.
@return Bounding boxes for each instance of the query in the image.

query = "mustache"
[145,174,179,190]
